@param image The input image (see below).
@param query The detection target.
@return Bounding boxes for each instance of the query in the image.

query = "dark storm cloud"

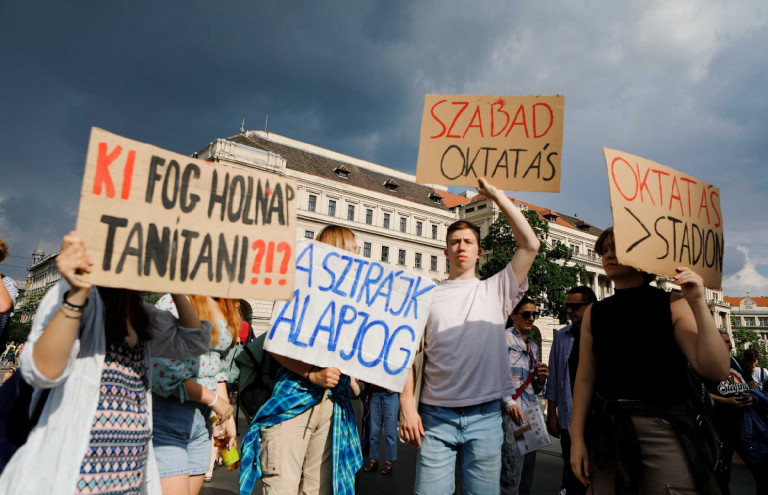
[1,0,767,294]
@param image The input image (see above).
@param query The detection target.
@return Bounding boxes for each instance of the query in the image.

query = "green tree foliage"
[5,288,50,343]
[479,209,588,323]
[731,324,768,363]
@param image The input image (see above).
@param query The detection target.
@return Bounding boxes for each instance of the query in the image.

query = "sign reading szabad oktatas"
[75,127,298,299]
[604,147,724,290]
[415,94,564,191]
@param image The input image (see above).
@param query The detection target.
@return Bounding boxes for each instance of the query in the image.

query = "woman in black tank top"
[569,228,729,494]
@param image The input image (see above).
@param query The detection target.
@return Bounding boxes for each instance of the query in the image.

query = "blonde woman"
[151,295,241,495]
[240,225,363,495]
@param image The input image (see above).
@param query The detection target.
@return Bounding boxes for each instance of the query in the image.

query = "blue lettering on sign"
[269,289,311,348]
[348,258,371,299]
[295,242,314,288]
[356,320,389,368]
[368,269,403,311]
[383,325,415,375]
[331,255,355,297]
[356,262,384,305]
[309,300,336,349]
[318,252,340,292]
[388,275,415,317]
[340,311,371,361]
[403,277,436,320]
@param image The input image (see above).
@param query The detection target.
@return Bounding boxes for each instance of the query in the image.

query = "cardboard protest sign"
[264,240,436,391]
[75,127,298,299]
[604,148,724,289]
[415,94,564,191]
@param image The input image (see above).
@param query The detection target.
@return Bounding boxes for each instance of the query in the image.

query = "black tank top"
[591,284,688,404]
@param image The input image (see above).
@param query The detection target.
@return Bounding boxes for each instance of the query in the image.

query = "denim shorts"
[152,396,213,477]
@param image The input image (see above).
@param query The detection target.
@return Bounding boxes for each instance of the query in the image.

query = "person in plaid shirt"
[501,296,548,495]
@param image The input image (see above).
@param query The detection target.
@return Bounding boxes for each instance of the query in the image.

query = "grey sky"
[1,0,766,296]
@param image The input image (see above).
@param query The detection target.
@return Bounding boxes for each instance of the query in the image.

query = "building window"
[759,317,768,327]
[478,204,487,210]
[744,317,756,327]
[430,255,438,272]
[588,249,594,257]
[366,209,373,225]
[308,194,317,212]
[347,204,355,221]
[445,258,450,273]
[398,249,406,266]
[400,217,407,233]
[381,246,389,262]
[383,213,391,229]
[416,221,423,236]
[305,230,314,239]
[363,242,371,258]
[432,224,438,239]
[415,253,422,269]
[571,245,580,254]
[465,207,475,213]
[328,199,336,217]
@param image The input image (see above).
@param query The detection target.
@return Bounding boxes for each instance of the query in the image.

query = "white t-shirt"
[752,367,768,389]
[420,263,527,408]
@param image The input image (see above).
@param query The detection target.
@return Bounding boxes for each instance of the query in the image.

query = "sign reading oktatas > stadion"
[75,127,298,300]
[604,148,724,290]
[415,94,564,191]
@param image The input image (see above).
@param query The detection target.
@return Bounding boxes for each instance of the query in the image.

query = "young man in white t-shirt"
[399,177,540,495]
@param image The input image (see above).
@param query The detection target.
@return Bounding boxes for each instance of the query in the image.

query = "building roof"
[465,194,603,232]
[724,296,768,308]
[224,133,450,211]
[439,191,470,208]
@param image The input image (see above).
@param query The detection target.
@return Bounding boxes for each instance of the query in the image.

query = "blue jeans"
[415,401,503,495]
[369,391,399,461]
[152,396,213,477]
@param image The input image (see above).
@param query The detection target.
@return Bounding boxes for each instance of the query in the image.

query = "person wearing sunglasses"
[500,296,548,495]
[569,227,729,494]
[544,285,596,495]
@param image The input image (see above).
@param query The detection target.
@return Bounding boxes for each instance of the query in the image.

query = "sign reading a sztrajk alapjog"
[604,147,724,290]
[75,127,298,300]
[415,94,564,192]
[264,240,436,391]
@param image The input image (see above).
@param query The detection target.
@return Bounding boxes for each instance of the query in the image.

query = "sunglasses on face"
[518,311,540,320]
[565,302,588,311]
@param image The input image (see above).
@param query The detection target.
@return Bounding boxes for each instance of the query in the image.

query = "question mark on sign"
[276,242,292,285]
[250,240,266,285]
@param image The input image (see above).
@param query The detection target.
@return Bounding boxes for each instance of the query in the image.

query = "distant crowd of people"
[0,176,763,495]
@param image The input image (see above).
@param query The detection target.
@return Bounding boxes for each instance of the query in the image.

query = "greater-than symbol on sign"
[624,207,651,253]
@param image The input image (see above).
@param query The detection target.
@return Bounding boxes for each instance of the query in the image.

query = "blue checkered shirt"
[239,365,362,495]
[544,324,576,431]
[502,328,542,410]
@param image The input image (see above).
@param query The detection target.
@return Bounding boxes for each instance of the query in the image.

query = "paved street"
[202,408,758,495]
[0,368,756,494]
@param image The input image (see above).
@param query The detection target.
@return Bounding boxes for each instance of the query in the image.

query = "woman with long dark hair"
[0,232,212,494]
[570,227,729,494]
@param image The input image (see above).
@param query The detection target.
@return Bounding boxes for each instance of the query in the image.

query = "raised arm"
[477,178,540,284]
[671,267,730,382]
[31,232,93,381]
[570,305,596,488]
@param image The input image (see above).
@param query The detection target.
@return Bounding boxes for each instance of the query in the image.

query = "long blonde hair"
[188,296,240,348]
[316,225,356,252]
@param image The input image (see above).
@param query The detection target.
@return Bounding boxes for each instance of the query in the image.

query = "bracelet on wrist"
[63,290,87,309]
[207,392,219,407]
[59,307,82,319]
[306,366,317,380]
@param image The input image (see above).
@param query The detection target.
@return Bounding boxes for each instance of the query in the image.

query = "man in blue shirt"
[544,286,596,495]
